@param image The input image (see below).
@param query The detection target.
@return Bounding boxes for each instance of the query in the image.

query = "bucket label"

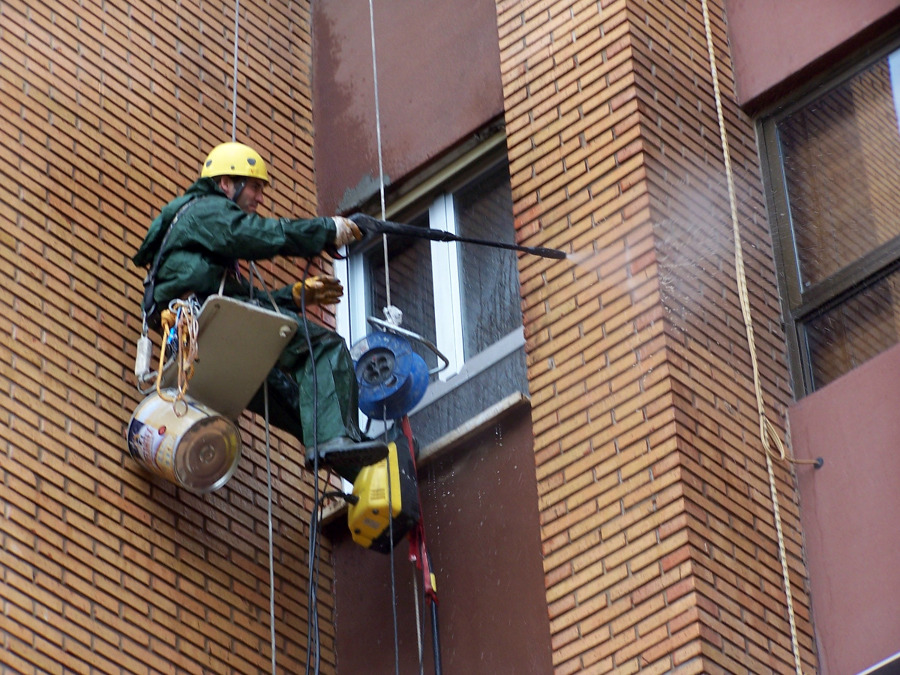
[127,419,165,468]
[128,391,241,493]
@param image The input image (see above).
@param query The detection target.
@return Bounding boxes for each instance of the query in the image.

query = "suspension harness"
[140,197,209,333]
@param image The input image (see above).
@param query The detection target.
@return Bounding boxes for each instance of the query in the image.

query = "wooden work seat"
[158,295,298,420]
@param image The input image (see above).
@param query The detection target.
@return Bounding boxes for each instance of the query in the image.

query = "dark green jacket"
[132,177,336,312]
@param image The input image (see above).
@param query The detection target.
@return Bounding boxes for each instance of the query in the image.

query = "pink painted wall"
[329,406,553,675]
[311,0,505,214]
[788,342,900,675]
[723,0,900,108]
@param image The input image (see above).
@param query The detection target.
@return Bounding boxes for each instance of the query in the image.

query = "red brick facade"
[2,0,819,673]
[498,0,816,672]
[1,1,333,672]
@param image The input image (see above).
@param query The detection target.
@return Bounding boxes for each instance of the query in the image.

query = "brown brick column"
[0,1,334,672]
[496,0,818,672]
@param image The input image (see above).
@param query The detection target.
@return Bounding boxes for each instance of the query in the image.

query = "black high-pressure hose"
[299,257,323,675]
[349,213,568,260]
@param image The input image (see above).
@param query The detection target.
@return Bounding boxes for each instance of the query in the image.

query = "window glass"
[777,48,900,288]
[805,268,900,389]
[763,44,900,394]
[455,162,521,357]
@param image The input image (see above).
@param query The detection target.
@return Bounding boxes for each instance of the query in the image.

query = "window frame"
[333,132,527,419]
[428,192,466,379]
[758,33,900,396]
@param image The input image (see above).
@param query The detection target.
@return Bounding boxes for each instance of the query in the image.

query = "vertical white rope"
[367,12,404,668]
[231,0,240,141]
[264,383,278,675]
[412,569,424,674]
[700,1,804,673]
[383,410,400,675]
[367,0,392,311]
[231,2,277,671]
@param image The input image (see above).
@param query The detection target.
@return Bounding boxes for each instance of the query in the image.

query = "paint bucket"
[127,390,241,493]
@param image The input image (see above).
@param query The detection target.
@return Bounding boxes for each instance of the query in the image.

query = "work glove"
[333,216,363,248]
[292,276,344,306]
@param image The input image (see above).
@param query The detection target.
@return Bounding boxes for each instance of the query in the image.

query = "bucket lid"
[174,415,242,493]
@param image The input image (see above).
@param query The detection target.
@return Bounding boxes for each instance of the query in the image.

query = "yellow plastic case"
[348,436,419,552]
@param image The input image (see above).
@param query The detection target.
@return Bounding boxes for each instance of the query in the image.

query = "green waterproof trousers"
[245,314,363,450]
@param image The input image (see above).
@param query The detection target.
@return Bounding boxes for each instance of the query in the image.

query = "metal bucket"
[127,390,241,493]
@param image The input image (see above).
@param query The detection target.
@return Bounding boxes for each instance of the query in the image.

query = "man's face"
[220,176,266,214]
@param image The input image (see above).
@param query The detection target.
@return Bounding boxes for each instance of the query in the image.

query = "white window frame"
[335,193,466,383]
[334,131,527,429]
[336,208,526,402]
[427,194,465,379]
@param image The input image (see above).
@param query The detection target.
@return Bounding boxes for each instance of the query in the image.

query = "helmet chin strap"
[231,177,248,204]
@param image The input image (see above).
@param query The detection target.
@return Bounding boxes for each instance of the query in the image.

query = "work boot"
[307,436,388,470]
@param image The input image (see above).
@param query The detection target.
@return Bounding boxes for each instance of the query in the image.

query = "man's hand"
[333,216,363,248]
[292,276,344,306]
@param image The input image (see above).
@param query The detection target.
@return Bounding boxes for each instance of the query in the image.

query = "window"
[760,39,900,395]
[335,144,528,446]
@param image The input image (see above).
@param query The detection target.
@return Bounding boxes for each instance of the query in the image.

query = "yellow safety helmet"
[201,142,269,183]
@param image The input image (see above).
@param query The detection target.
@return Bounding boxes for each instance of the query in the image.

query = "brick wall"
[0,1,334,673]
[2,0,827,671]
[497,0,818,672]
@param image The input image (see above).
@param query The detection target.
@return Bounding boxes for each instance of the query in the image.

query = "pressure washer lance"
[349,213,568,260]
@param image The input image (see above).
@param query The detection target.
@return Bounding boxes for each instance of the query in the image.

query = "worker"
[132,141,388,474]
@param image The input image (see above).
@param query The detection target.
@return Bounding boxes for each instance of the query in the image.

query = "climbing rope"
[262,382,278,675]
[154,298,201,411]
[700,1,806,673]
[365,5,406,673]
[227,1,279,671]
[231,0,240,144]
[367,0,403,328]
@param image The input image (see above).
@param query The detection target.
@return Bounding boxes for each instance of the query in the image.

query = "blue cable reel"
[350,318,448,420]
[347,325,440,559]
